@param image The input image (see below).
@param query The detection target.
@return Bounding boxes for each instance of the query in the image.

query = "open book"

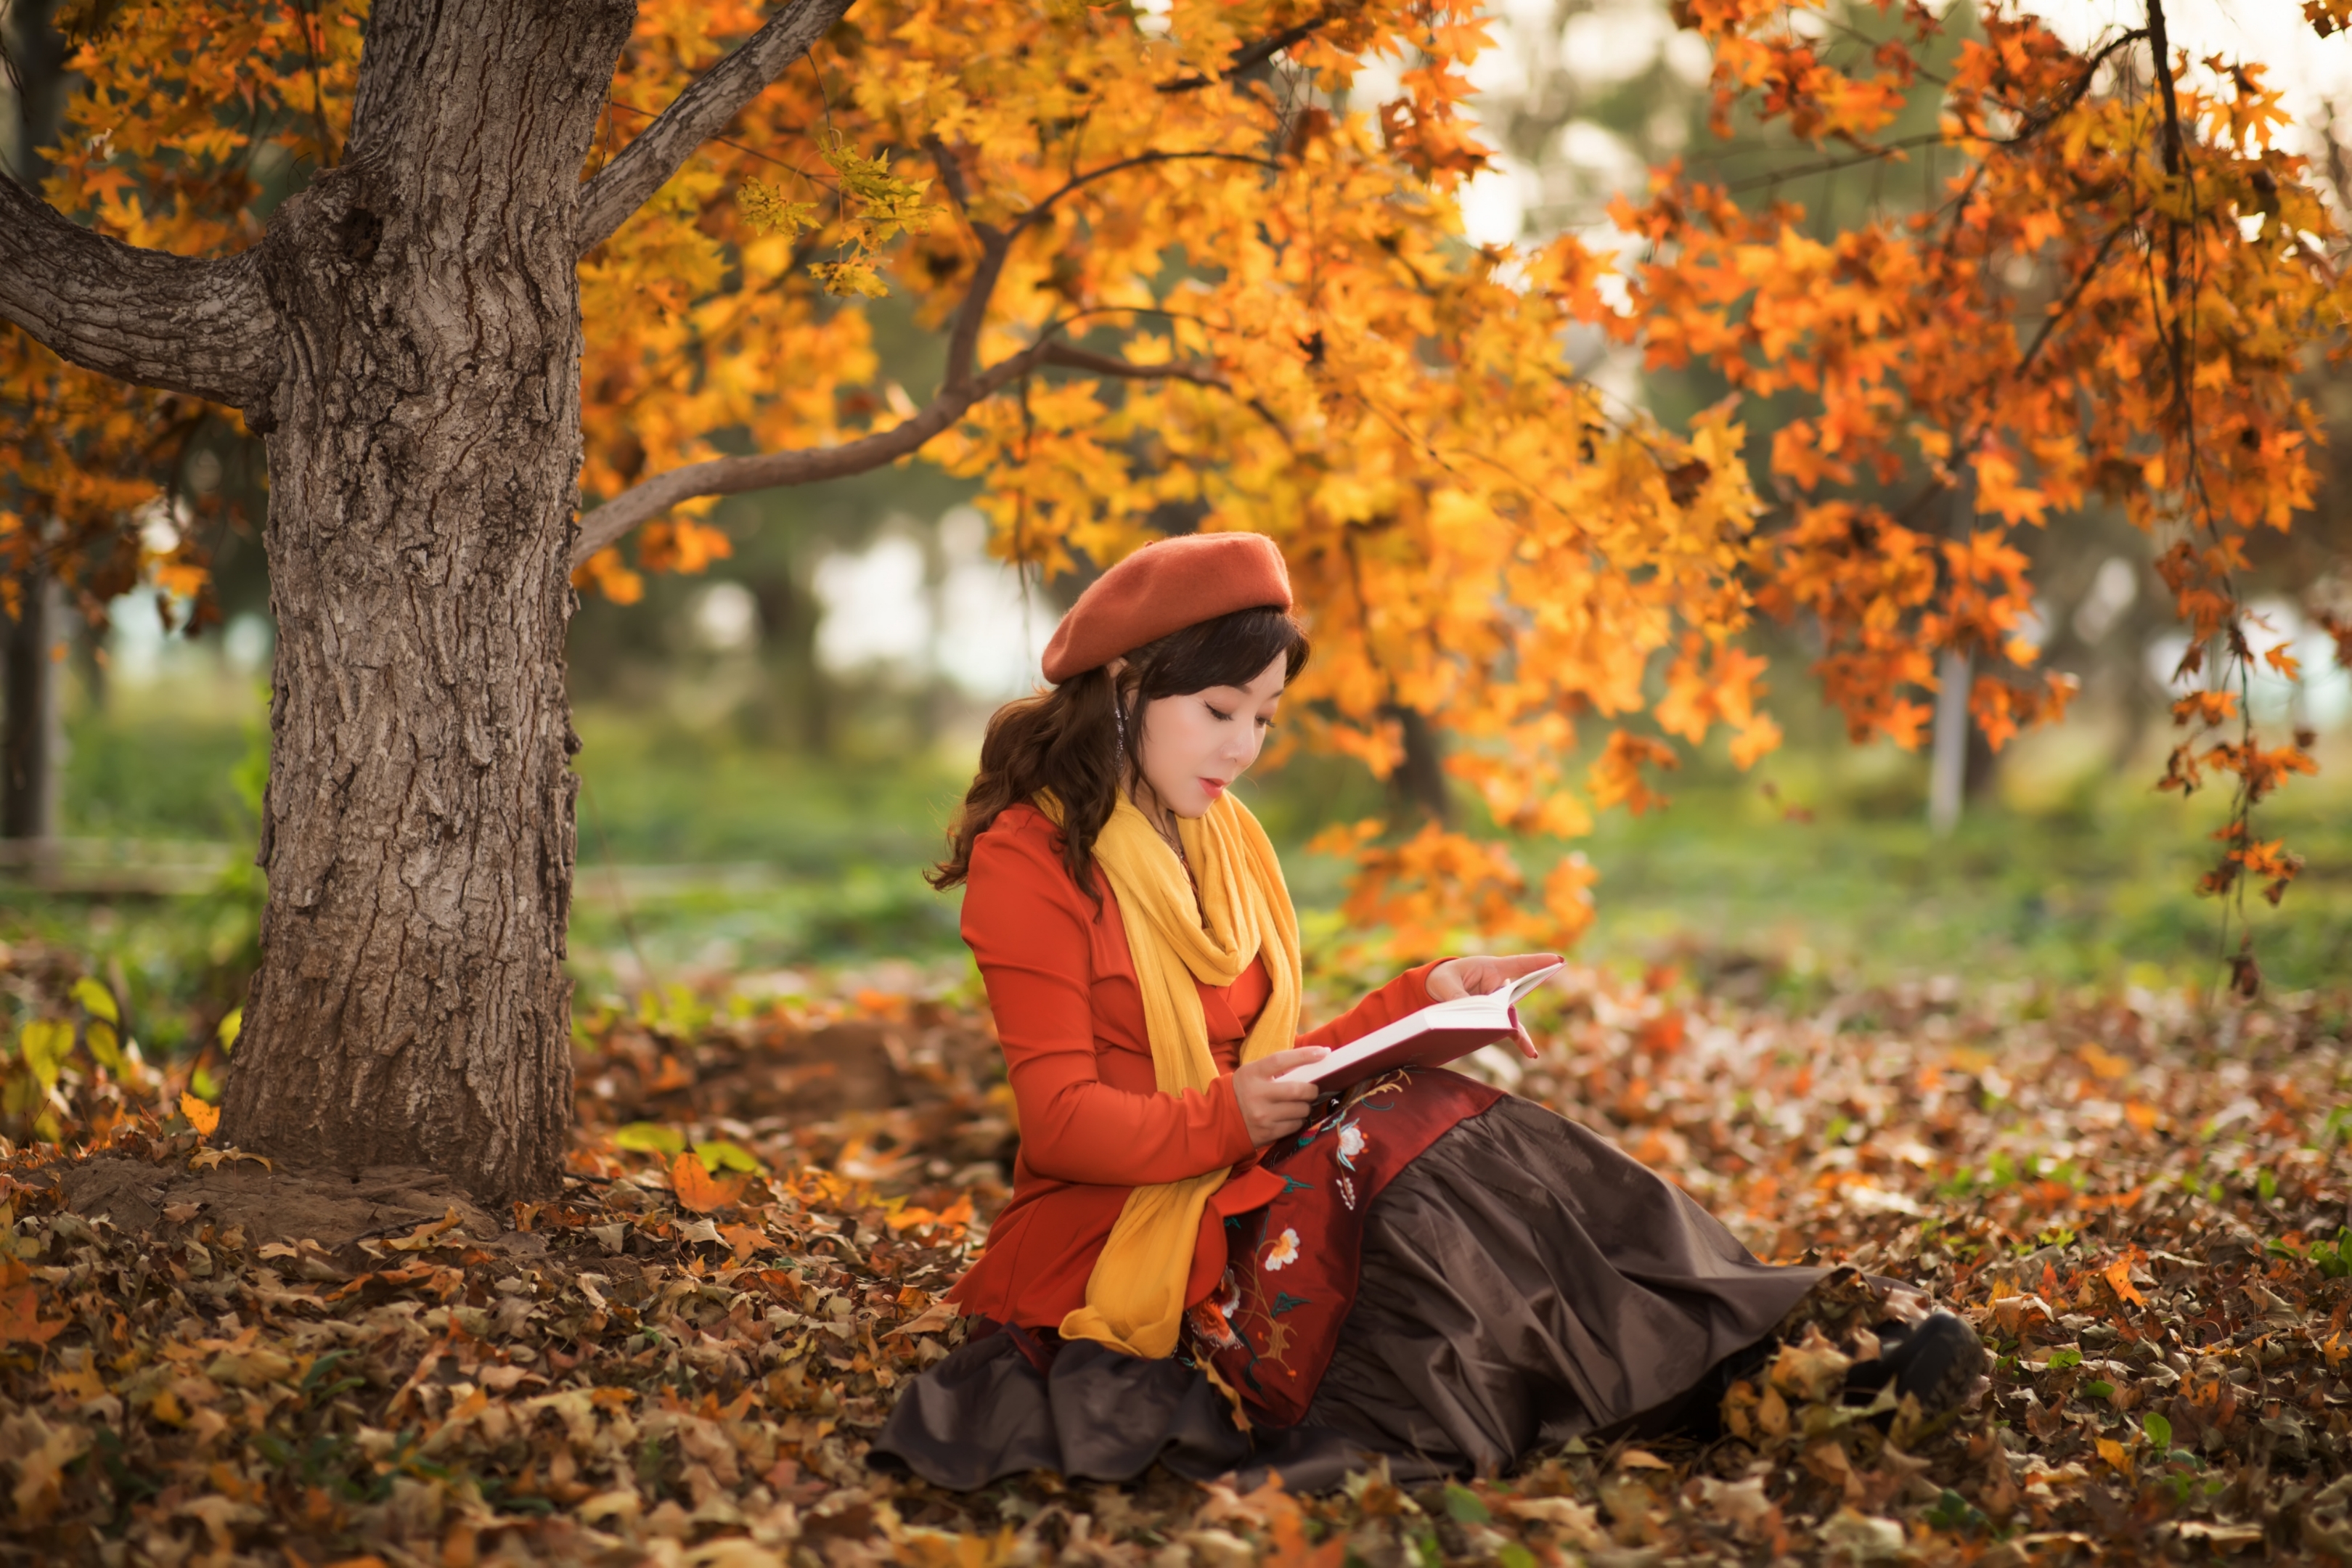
[1278,962,1564,1089]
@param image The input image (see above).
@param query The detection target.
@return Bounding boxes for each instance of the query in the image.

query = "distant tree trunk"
[1927,648,1970,838]
[1,1,68,182]
[1387,703,1450,825]
[1929,465,1979,838]
[1963,714,2000,800]
[214,3,634,1201]
[1,569,61,848]
[4,1,69,856]
[752,565,833,755]
[69,608,104,715]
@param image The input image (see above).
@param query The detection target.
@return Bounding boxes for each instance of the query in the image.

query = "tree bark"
[216,0,634,1202]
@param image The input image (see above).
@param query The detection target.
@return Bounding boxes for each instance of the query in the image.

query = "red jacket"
[947,803,1434,1328]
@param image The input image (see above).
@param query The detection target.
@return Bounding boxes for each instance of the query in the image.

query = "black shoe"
[1842,1311,1983,1426]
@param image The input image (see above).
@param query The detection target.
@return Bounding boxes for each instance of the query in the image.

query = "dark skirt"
[872,1093,1824,1490]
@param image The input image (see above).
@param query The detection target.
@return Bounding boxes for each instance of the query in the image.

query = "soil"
[46,1154,518,1257]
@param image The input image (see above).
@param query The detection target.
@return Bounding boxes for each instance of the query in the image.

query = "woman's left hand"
[1426,952,1561,1060]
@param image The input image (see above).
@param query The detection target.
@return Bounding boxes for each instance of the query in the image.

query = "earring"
[1113,702,1130,773]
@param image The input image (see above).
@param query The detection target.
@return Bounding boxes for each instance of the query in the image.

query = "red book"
[1280,963,1563,1089]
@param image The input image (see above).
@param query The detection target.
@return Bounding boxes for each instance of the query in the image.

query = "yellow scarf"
[1041,788,1301,1358]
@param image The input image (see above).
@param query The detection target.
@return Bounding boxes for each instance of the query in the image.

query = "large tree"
[0,0,820,1199]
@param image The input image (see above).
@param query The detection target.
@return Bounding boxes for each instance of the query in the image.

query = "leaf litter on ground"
[0,951,2349,1563]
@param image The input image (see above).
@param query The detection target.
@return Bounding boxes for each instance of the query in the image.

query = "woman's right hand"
[1233,1048,1328,1146]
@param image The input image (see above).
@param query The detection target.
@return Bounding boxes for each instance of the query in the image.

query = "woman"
[873,533,1977,1490]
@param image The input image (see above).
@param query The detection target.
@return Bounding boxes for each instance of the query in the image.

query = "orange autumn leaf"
[180,1093,220,1138]
[2078,1046,2131,1082]
[886,1193,975,1236]
[1626,2,2332,926]
[0,1262,64,1347]
[671,1153,747,1214]
[717,1222,769,1261]
[2104,1251,2147,1308]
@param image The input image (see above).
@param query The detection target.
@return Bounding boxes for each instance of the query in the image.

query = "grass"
[29,661,2352,1048]
[1572,738,2352,1000]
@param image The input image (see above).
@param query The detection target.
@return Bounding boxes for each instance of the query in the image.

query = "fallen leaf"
[1818,1508,1905,1563]
[188,1147,270,1172]
[179,1092,219,1136]
[719,1221,769,1259]
[386,1209,465,1251]
[891,1299,960,1338]
[2105,1251,2147,1307]
[1769,1324,1853,1402]
[671,1152,748,1213]
[1503,1495,1608,1550]
[208,1344,295,1388]
[0,1273,65,1347]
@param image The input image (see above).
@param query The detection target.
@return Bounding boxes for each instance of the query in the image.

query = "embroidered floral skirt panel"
[872,1075,1824,1491]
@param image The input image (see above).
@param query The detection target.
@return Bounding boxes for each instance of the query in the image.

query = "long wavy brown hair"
[930,605,1310,898]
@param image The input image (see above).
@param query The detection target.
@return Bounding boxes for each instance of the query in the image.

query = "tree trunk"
[216,0,634,1203]
[751,566,834,755]
[4,2,70,859]
[2,568,61,847]
[1927,648,1970,837]
[1387,703,1451,825]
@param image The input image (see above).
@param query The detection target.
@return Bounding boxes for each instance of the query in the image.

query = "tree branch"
[1037,343,1227,386]
[1022,150,1282,228]
[2143,0,2183,175]
[2010,219,2133,386]
[574,121,1293,564]
[1989,27,2149,147]
[0,173,279,410]
[571,337,1058,567]
[571,331,1315,565]
[1158,15,1334,93]
[574,0,855,255]
[1723,132,1945,195]
[1041,341,1290,435]
[942,226,1012,393]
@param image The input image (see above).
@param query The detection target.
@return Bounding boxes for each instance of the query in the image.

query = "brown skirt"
[871,1094,1824,1490]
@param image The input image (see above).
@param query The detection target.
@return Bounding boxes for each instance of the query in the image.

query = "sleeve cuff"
[1396,958,1442,1012]
[1211,1073,1260,1160]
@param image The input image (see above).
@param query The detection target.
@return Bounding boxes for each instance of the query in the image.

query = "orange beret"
[1041,533,1292,683]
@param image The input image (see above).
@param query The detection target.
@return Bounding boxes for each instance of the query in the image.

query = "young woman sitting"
[873,532,1978,1490]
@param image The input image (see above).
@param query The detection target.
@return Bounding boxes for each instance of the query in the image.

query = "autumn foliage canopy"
[1,0,2343,955]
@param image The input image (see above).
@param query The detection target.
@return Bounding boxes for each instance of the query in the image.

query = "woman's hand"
[1232,1048,1328,1146]
[1426,952,1561,1060]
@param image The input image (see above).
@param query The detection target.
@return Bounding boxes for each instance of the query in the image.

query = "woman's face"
[1132,654,1288,819]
